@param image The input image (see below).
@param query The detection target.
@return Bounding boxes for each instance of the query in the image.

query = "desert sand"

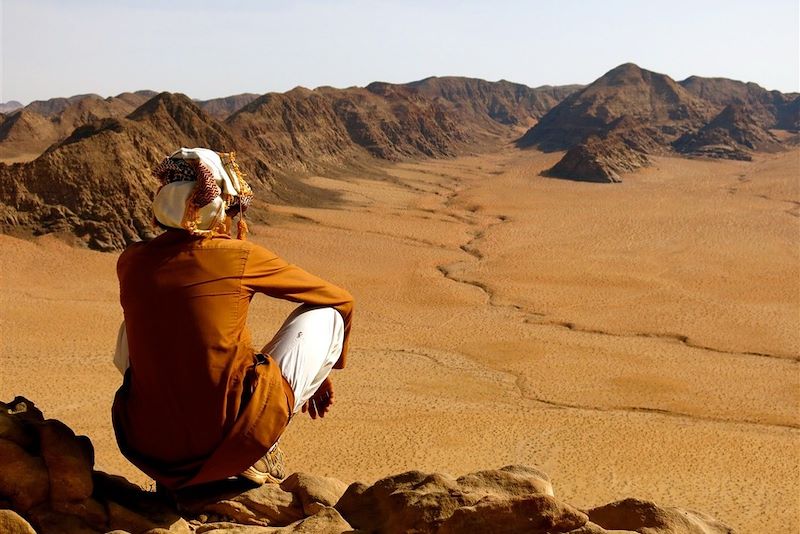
[1,143,798,533]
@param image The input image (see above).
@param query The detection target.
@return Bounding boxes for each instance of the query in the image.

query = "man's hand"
[302,376,334,419]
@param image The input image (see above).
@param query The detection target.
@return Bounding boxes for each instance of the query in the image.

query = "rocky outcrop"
[545,118,661,183]
[545,135,645,183]
[0,396,735,534]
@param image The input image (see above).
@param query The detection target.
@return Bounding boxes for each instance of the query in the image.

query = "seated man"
[112,148,354,490]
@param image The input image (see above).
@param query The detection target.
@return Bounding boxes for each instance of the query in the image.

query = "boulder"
[0,439,50,511]
[439,494,587,533]
[455,465,554,498]
[588,498,735,534]
[279,473,349,515]
[195,507,350,533]
[38,419,95,503]
[199,483,304,527]
[336,465,561,533]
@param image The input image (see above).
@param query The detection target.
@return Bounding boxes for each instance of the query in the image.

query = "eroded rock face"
[0,395,736,534]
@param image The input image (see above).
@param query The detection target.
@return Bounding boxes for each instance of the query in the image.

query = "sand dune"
[1,144,798,532]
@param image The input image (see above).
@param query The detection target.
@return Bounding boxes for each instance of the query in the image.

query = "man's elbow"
[338,289,355,315]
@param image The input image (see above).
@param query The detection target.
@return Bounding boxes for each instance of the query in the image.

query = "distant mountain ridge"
[2,66,798,248]
[517,63,799,182]
[0,76,580,250]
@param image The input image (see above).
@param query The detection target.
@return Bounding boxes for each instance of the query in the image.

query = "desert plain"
[1,140,798,533]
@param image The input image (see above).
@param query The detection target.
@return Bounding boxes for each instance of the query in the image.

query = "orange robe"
[112,230,354,489]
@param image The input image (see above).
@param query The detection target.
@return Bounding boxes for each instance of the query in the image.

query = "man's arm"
[242,244,354,369]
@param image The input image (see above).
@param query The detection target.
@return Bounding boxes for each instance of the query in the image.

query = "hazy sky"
[2,0,798,104]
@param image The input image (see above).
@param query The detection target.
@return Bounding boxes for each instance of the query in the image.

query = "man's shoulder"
[117,232,273,266]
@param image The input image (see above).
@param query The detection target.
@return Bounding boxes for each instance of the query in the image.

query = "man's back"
[113,230,353,488]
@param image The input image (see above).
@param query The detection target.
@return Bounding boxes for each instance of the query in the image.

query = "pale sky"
[2,0,798,105]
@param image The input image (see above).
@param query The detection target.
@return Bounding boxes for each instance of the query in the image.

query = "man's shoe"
[240,444,286,485]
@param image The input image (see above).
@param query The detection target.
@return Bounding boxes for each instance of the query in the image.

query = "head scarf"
[151,148,253,239]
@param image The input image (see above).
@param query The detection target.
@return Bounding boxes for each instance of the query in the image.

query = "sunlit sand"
[1,142,797,533]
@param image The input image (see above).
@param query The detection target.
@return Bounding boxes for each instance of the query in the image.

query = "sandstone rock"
[336,465,559,533]
[28,508,100,534]
[336,471,467,532]
[588,498,735,534]
[279,472,348,515]
[439,494,587,533]
[49,496,108,529]
[0,407,37,449]
[196,507,350,533]
[105,500,191,533]
[455,464,554,498]
[200,483,304,527]
[0,439,50,511]
[0,509,37,534]
[38,419,95,503]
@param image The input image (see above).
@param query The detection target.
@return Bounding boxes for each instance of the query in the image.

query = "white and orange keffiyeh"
[151,147,253,239]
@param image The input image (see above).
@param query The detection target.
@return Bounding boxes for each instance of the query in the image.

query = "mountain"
[2,78,575,249]
[403,76,582,128]
[0,93,242,250]
[24,94,100,117]
[545,117,661,183]
[0,92,155,162]
[197,93,261,120]
[0,101,23,113]
[522,64,798,182]
[679,76,798,130]
[775,95,800,131]
[517,63,714,151]
[0,109,60,161]
[229,84,465,170]
[673,103,782,160]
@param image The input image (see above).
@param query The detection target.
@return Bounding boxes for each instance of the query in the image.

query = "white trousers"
[262,306,344,415]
